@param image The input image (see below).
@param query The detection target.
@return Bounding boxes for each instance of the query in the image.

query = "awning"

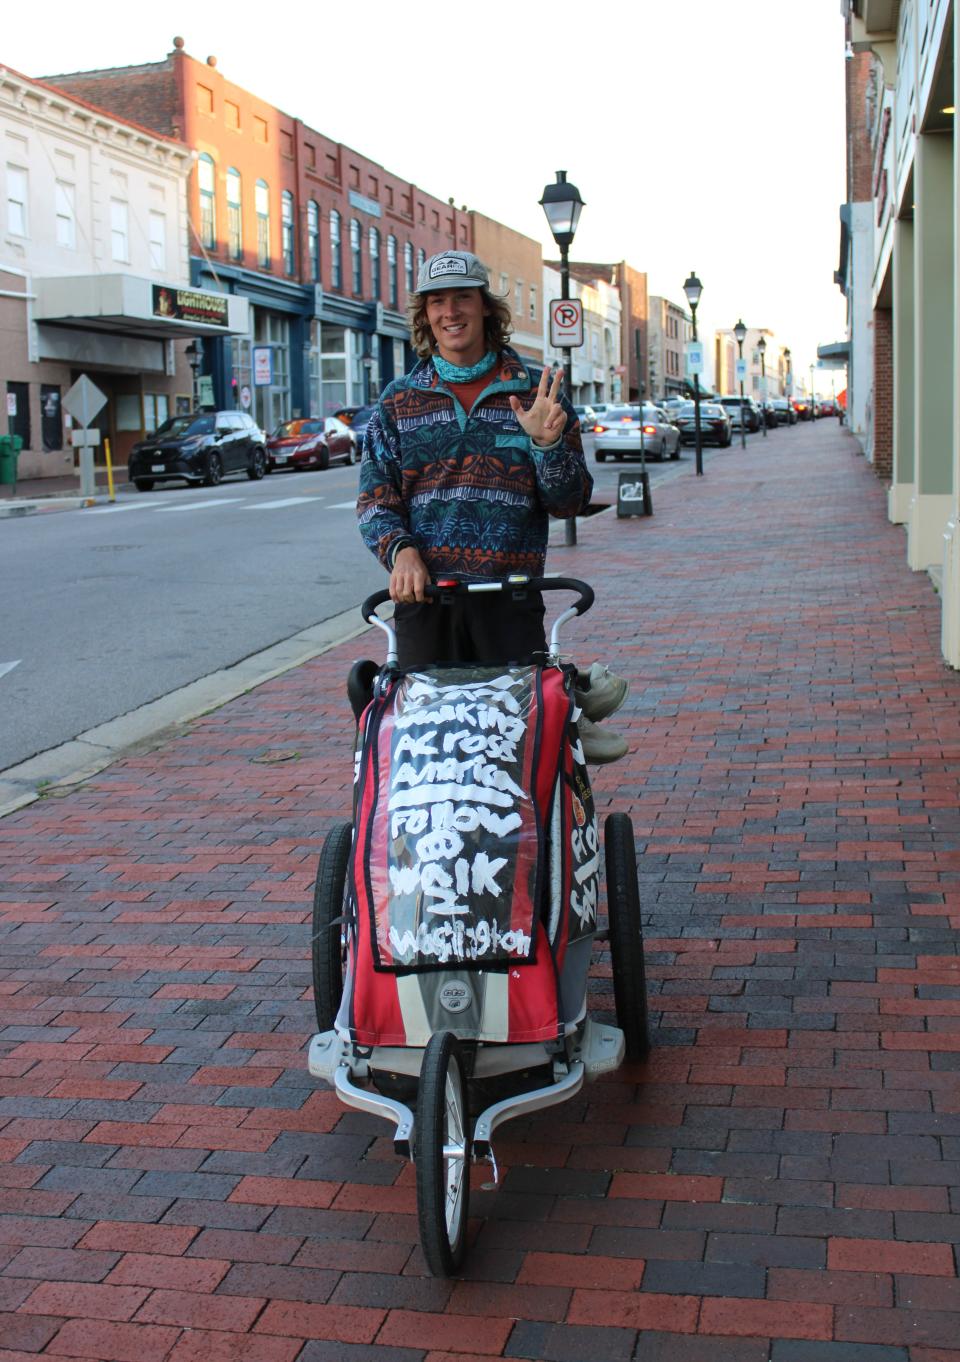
[817,341,850,369]
[33,273,249,339]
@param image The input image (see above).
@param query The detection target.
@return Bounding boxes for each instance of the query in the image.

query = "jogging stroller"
[307,576,649,1275]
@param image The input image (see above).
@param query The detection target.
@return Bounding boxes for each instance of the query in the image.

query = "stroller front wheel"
[416,1032,471,1276]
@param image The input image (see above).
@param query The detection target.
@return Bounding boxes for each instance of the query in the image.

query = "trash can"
[0,435,22,486]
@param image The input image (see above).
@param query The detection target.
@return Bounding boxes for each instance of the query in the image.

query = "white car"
[593,403,681,462]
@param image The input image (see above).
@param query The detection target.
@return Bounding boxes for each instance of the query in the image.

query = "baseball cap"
[414,250,490,294]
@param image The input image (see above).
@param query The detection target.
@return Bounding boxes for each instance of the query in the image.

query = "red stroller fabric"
[347,664,594,1045]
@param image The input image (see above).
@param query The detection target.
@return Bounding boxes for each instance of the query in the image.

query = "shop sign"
[240,385,252,409]
[6,393,15,417]
[348,189,382,218]
[152,285,229,328]
[198,375,215,407]
[253,347,273,386]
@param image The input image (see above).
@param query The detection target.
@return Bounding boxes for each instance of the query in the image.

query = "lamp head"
[682,270,703,310]
[539,170,585,249]
[757,335,766,354]
[733,319,747,345]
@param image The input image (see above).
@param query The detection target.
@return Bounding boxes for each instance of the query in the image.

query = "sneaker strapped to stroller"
[307,576,649,1275]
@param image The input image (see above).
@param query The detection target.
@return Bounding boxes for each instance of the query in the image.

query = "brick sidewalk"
[2,421,959,1362]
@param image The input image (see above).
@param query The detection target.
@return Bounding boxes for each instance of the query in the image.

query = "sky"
[4,0,849,386]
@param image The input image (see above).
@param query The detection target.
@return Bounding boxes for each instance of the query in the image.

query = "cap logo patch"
[430,255,467,278]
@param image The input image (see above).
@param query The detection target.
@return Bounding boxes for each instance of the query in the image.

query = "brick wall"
[846,49,875,203]
[43,58,182,138]
[873,306,892,479]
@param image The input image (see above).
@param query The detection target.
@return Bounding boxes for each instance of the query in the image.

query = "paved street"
[3,416,956,1360]
[0,434,731,773]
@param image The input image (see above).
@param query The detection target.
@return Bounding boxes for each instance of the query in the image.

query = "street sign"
[549,298,584,348]
[685,341,704,377]
[63,374,107,430]
[253,347,273,385]
[71,429,101,447]
[240,385,252,410]
[735,358,747,384]
[5,393,15,417]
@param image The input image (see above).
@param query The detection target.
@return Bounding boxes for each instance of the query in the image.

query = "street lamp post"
[540,170,585,547]
[757,334,767,438]
[185,342,202,410]
[809,362,816,419]
[683,271,704,477]
[734,318,747,449]
[784,346,792,421]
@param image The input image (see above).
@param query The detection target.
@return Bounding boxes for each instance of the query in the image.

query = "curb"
[0,603,372,819]
[0,495,91,518]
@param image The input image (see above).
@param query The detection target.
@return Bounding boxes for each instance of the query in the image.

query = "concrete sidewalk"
[1,420,959,1361]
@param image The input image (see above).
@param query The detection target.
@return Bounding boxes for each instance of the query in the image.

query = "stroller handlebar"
[360,576,595,625]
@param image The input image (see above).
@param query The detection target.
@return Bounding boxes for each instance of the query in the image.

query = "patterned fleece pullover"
[356,347,592,582]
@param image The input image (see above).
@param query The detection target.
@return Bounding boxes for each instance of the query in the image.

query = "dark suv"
[128,411,267,491]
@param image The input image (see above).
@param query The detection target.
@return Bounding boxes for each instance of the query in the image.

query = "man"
[356,250,627,761]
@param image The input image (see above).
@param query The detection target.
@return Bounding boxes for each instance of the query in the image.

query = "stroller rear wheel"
[416,1032,471,1276]
[604,812,651,1059]
[311,820,352,1032]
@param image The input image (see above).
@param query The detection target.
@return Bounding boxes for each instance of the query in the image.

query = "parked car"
[266,416,358,472]
[592,403,681,462]
[719,395,762,432]
[818,397,839,417]
[128,410,267,491]
[573,404,598,427]
[660,397,687,427]
[333,403,378,452]
[761,402,779,429]
[768,397,795,422]
[792,397,814,421]
[675,401,732,447]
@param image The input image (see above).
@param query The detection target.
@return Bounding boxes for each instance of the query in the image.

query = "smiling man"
[356,250,628,761]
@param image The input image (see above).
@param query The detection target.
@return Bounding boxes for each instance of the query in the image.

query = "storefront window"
[387,234,398,308]
[404,240,414,295]
[227,168,242,260]
[198,154,216,250]
[350,218,362,294]
[282,190,295,275]
[255,179,270,268]
[330,209,342,289]
[307,200,320,282]
[369,226,380,301]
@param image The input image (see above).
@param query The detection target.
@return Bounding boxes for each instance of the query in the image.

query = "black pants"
[395,591,547,669]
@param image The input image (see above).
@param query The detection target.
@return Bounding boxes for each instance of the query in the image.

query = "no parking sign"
[549,298,584,348]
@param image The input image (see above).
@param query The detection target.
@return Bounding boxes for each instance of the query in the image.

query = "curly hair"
[406,287,513,360]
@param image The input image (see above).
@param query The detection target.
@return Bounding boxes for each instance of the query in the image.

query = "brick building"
[647,296,691,401]
[471,212,543,363]
[45,39,474,424]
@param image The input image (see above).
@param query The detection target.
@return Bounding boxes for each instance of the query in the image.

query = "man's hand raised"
[509,365,566,448]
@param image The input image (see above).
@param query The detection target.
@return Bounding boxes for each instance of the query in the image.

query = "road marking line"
[0,661,20,682]
[153,498,239,513]
[242,496,322,510]
[329,500,357,509]
[88,500,178,513]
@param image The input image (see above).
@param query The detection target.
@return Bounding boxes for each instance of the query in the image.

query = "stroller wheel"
[416,1032,471,1276]
[604,812,651,1059]
[311,821,352,1032]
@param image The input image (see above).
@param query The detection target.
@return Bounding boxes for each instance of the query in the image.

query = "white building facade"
[1,65,248,478]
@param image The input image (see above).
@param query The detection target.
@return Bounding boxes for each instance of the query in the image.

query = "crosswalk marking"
[329,500,357,509]
[0,661,20,682]
[153,498,238,513]
[242,496,321,510]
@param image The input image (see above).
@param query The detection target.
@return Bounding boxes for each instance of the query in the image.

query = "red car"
[266,416,358,472]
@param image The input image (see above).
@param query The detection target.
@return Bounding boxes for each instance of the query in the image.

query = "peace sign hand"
[509,365,566,448]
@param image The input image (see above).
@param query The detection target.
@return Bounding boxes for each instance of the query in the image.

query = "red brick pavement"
[2,420,959,1361]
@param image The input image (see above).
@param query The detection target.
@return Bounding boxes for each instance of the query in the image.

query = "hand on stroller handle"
[360,575,595,624]
[361,575,595,666]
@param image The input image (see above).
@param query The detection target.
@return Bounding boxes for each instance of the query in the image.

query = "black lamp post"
[734,318,747,449]
[185,341,202,410]
[784,347,792,419]
[541,170,585,546]
[757,334,767,438]
[683,270,704,476]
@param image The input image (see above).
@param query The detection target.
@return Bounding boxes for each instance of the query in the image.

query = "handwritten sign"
[372,669,540,969]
